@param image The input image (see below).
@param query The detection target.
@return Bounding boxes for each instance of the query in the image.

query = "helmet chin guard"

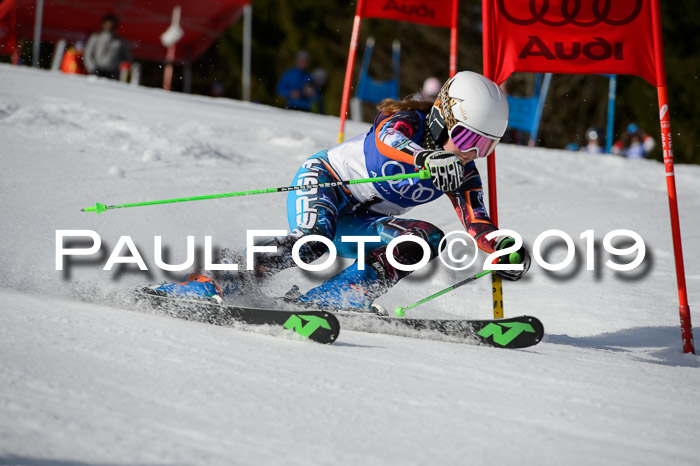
[427,106,448,146]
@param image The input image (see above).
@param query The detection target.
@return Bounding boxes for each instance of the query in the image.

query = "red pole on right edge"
[337,0,363,144]
[656,85,694,354]
[651,0,694,354]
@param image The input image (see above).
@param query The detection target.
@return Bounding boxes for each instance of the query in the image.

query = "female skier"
[147,71,531,311]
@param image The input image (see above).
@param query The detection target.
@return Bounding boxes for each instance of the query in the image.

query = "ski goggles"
[450,124,500,158]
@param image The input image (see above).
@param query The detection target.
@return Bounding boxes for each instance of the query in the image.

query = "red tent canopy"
[13,0,249,61]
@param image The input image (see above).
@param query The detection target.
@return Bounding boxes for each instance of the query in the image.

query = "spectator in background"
[311,68,328,115]
[421,77,442,101]
[84,13,132,80]
[60,41,87,75]
[210,81,225,98]
[611,123,655,159]
[580,127,604,154]
[410,77,442,102]
[277,50,315,112]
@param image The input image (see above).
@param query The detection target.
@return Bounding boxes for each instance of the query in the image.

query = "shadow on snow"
[546,326,700,367]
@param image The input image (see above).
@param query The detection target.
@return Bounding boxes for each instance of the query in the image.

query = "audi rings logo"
[497,0,642,27]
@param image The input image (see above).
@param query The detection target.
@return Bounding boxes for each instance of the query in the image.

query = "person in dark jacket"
[84,13,132,80]
[276,51,315,111]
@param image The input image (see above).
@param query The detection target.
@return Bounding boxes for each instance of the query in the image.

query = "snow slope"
[1,64,699,465]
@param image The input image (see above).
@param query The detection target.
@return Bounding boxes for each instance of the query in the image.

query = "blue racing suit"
[229,110,499,310]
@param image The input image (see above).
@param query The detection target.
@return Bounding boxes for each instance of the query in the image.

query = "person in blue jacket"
[276,50,315,112]
[148,71,531,311]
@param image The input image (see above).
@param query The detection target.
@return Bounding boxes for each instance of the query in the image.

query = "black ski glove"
[415,150,463,192]
[493,236,531,281]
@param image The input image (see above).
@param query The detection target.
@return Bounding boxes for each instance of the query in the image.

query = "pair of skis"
[138,291,544,349]
[86,167,543,348]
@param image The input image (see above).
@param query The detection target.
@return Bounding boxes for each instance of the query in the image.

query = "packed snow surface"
[1,64,699,465]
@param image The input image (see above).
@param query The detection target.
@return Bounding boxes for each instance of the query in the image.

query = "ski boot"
[144,248,259,304]
[284,285,388,316]
[144,274,224,304]
[282,260,389,316]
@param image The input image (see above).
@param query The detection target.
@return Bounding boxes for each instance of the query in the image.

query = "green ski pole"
[393,248,524,317]
[394,270,492,317]
[82,169,431,214]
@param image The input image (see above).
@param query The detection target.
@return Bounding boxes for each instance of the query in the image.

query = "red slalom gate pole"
[449,0,458,77]
[658,86,694,354]
[163,45,176,91]
[482,0,504,319]
[337,0,363,144]
[651,0,694,354]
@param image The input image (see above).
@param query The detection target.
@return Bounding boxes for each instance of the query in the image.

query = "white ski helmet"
[427,71,509,157]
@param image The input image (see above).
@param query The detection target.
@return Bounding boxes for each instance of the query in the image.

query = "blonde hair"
[376,98,433,114]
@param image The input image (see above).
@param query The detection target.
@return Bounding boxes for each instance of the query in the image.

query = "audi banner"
[483,0,660,86]
[359,0,454,28]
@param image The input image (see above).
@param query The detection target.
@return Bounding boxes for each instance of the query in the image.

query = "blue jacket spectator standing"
[277,51,315,111]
